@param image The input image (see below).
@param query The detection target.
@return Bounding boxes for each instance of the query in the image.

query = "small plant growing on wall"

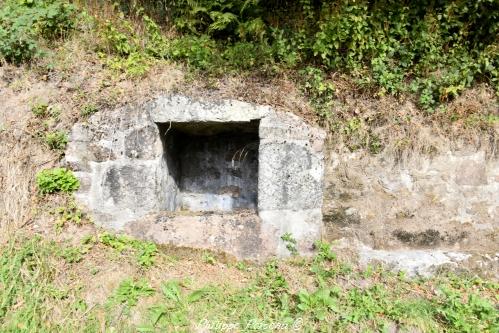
[281,232,298,256]
[44,130,68,150]
[36,168,80,194]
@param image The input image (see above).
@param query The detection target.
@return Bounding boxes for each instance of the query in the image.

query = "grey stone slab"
[147,95,270,123]
[258,139,324,211]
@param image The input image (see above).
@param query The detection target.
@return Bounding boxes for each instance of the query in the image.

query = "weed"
[368,134,383,154]
[104,52,150,77]
[201,252,216,265]
[342,284,389,324]
[281,232,298,256]
[270,28,305,68]
[52,199,83,230]
[137,242,158,267]
[101,18,137,56]
[31,102,49,117]
[222,41,273,71]
[167,35,218,71]
[435,287,498,332]
[44,130,68,150]
[310,241,341,284]
[99,232,158,268]
[80,104,98,117]
[235,261,249,271]
[300,66,335,118]
[139,281,213,332]
[59,246,84,263]
[313,241,337,262]
[36,167,80,194]
[57,236,94,264]
[297,287,340,320]
[81,234,97,245]
[97,13,153,77]
[31,103,61,123]
[112,278,154,307]
[259,260,288,297]
[99,232,131,251]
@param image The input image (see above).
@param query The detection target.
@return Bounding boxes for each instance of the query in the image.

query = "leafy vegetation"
[58,240,93,263]
[281,232,298,256]
[80,103,98,117]
[31,102,50,117]
[36,167,80,194]
[138,280,214,331]
[0,0,77,63]
[133,0,498,111]
[31,102,60,120]
[44,130,68,150]
[52,198,84,230]
[111,278,154,307]
[0,235,497,332]
[99,232,158,268]
[2,0,496,120]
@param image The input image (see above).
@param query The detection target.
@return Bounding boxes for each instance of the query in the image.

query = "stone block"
[258,139,323,211]
[455,160,487,186]
[66,94,326,259]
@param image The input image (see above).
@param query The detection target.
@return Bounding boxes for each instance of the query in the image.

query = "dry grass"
[0,136,37,241]
[0,36,183,242]
[176,68,497,164]
[326,76,498,159]
[180,72,317,122]
[0,71,56,241]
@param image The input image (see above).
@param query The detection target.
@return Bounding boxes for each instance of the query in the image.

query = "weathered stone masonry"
[66,95,326,260]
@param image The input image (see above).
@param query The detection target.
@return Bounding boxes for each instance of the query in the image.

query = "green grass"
[0,236,497,333]
[99,232,158,268]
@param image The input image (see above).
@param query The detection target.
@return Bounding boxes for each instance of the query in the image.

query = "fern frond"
[190,5,208,15]
[208,11,238,33]
[186,0,198,8]
[237,17,266,41]
[241,0,260,15]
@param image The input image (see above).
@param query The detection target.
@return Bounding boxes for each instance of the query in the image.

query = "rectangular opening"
[158,120,259,212]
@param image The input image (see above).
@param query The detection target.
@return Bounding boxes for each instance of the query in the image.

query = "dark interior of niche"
[157,120,260,212]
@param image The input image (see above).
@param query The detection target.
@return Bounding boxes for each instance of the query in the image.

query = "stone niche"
[66,95,326,260]
[159,120,260,212]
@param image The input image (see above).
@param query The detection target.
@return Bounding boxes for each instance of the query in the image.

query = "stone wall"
[324,150,499,256]
[66,95,326,260]
[65,105,165,229]
[65,93,498,270]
